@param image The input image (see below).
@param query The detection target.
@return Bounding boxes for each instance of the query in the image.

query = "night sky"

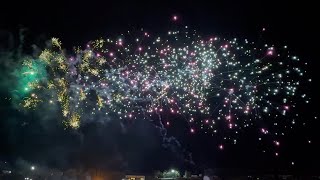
[1,0,319,175]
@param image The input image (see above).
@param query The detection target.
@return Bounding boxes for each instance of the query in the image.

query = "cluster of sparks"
[17,22,310,153]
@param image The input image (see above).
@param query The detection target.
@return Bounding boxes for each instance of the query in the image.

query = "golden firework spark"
[79,89,86,101]
[52,37,62,50]
[97,95,104,110]
[22,96,42,109]
[39,49,53,64]
[69,113,80,129]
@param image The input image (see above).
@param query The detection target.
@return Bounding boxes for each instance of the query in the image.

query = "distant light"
[267,50,273,56]
[261,128,268,134]
[173,15,178,21]
[219,144,224,150]
[171,169,175,173]
[31,166,35,171]
[291,161,295,165]
[228,88,234,94]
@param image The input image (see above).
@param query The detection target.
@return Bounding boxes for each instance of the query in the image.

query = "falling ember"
[173,15,178,21]
[228,88,234,95]
[219,144,224,150]
[261,128,268,134]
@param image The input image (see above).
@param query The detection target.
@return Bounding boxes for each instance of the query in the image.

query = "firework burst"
[15,24,310,149]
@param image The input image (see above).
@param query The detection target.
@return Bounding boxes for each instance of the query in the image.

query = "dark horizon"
[1,0,319,175]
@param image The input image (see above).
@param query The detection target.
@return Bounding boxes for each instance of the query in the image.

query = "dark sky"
[1,0,319,174]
